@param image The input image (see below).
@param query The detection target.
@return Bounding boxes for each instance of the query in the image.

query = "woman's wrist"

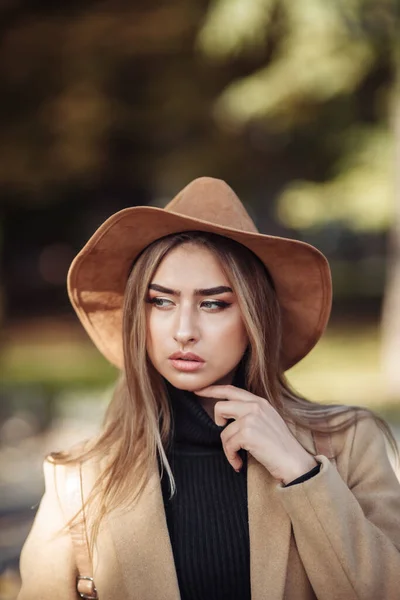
[279,455,319,486]
[283,462,321,487]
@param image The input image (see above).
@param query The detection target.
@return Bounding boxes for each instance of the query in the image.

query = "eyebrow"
[148,283,233,296]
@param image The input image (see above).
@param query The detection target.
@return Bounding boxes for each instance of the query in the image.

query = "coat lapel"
[247,453,292,600]
[102,462,181,600]
[100,452,293,600]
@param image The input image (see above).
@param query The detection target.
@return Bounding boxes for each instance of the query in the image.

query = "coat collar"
[95,448,294,600]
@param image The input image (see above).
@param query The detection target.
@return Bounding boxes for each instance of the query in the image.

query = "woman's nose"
[173,306,199,345]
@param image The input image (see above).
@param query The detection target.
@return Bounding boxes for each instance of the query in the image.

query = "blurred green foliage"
[277,128,393,231]
[1,337,117,392]
[0,0,397,226]
[198,0,399,232]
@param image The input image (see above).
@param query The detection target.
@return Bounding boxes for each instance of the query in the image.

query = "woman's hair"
[52,230,398,549]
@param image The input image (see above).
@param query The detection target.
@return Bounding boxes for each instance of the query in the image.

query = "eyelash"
[146,297,231,310]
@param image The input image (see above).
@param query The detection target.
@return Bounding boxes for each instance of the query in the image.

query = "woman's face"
[145,243,249,391]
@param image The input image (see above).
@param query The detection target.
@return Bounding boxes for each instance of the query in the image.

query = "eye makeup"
[145,297,231,310]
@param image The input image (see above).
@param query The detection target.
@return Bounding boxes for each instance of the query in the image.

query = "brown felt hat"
[67,176,332,371]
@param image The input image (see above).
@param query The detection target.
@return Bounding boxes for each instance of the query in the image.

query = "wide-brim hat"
[67,177,332,371]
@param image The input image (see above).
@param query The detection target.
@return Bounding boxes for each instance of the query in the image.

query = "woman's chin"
[166,372,237,392]
[166,372,217,392]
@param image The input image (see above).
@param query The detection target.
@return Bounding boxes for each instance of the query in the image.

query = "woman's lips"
[169,358,205,372]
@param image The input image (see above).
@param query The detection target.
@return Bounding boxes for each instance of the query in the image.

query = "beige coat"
[18,417,400,600]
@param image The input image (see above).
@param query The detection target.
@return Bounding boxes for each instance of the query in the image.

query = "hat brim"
[67,206,332,371]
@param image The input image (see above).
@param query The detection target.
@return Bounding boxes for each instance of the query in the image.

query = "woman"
[18,177,400,600]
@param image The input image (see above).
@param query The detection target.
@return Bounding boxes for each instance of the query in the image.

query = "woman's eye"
[148,297,173,308]
[146,297,230,310]
[201,300,230,310]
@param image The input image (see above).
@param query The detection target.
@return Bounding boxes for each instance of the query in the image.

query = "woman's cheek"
[149,310,168,337]
[222,311,247,343]
[207,315,247,356]
[146,313,166,357]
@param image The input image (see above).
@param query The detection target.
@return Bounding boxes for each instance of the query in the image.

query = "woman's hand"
[194,384,318,484]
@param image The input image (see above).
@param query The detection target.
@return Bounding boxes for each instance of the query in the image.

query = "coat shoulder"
[293,409,394,469]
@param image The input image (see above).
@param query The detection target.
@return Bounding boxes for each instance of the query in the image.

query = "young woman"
[18,177,400,600]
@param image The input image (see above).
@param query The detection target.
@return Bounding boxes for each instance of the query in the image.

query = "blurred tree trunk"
[381,44,400,401]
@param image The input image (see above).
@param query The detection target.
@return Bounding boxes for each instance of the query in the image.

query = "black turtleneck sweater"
[160,378,251,600]
[159,374,321,600]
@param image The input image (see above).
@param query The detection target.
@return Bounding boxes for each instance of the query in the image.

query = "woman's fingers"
[195,384,317,482]
[220,420,243,471]
[195,384,260,404]
[193,384,271,473]
[213,399,261,426]
[194,385,268,425]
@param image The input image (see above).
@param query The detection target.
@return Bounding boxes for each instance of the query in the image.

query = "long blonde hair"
[52,230,398,547]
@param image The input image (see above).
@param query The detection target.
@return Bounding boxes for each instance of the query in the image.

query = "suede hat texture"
[67,176,332,371]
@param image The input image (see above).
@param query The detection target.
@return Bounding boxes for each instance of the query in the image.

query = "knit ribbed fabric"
[160,375,251,600]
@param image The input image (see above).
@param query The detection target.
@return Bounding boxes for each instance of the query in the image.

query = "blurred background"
[0,0,399,597]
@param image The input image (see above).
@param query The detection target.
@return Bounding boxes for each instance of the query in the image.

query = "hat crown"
[164,177,258,233]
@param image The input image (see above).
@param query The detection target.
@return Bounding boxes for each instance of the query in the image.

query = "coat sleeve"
[17,459,78,600]
[277,416,400,600]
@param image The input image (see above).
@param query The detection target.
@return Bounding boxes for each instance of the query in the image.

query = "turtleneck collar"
[163,359,247,450]
[165,383,224,448]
